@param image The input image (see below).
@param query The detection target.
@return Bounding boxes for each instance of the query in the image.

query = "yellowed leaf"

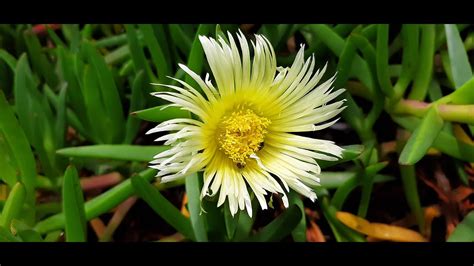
[336,211,427,242]
[370,223,427,242]
[336,211,372,234]
[453,124,474,170]
[424,205,441,239]
[453,124,474,145]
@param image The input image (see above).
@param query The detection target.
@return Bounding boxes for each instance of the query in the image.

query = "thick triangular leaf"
[399,106,444,165]
[57,145,168,162]
[447,211,474,242]
[185,173,208,242]
[131,105,189,123]
[131,174,195,241]
[393,115,474,162]
[246,205,301,242]
[35,169,158,234]
[317,145,364,169]
[445,24,473,88]
[62,165,87,242]
[0,182,26,228]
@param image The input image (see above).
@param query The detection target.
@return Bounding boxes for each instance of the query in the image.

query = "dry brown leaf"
[240,24,256,34]
[420,173,450,203]
[420,166,474,240]
[100,196,138,241]
[434,170,452,196]
[158,232,185,242]
[305,208,320,220]
[425,170,459,238]
[306,220,326,242]
[447,222,457,236]
[32,24,61,35]
[287,36,296,53]
[336,211,427,242]
[460,201,474,214]
[466,164,474,176]
[80,172,123,191]
[366,236,384,242]
[451,186,474,203]
[90,218,106,239]
[381,141,397,157]
[66,126,77,142]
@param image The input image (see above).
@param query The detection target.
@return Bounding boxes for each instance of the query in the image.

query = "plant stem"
[392,99,474,125]
[34,168,184,234]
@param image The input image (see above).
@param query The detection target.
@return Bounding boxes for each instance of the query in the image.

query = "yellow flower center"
[218,107,271,167]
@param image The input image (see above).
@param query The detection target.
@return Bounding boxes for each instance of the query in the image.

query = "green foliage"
[56,145,169,162]
[246,205,302,242]
[131,174,195,241]
[448,211,474,242]
[185,173,208,241]
[62,165,87,242]
[0,23,473,242]
[399,106,444,165]
[0,182,26,228]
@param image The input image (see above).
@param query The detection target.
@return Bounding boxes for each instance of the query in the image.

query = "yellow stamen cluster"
[218,108,271,167]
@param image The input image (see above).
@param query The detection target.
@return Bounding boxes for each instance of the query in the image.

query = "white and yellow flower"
[147,31,346,217]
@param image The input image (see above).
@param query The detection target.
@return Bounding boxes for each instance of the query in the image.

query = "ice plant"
[147,31,346,217]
